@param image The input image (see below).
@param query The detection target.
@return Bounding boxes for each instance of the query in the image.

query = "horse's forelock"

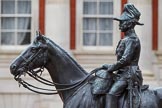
[32,35,47,46]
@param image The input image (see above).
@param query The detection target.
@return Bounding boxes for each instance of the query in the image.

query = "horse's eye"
[31,47,37,53]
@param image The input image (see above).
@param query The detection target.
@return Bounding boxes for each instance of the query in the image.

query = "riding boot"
[105,94,118,108]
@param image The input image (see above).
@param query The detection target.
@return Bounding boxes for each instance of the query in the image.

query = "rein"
[14,40,103,95]
[14,67,102,95]
[13,33,105,95]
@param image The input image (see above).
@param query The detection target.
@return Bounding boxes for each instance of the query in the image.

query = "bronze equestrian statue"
[10,3,162,108]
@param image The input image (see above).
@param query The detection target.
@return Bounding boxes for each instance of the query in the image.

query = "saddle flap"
[91,69,114,95]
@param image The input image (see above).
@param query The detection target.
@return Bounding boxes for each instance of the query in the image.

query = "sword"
[129,78,133,108]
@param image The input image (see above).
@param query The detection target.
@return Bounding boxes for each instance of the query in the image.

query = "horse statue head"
[10,31,48,77]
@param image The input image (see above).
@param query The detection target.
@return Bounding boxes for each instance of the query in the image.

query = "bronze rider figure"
[102,3,144,108]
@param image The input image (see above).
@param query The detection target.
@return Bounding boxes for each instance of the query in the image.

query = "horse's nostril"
[10,64,17,70]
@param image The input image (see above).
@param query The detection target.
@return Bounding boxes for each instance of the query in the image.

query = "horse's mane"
[45,36,88,75]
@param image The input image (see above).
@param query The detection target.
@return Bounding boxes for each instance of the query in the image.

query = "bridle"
[14,43,54,94]
[14,38,103,95]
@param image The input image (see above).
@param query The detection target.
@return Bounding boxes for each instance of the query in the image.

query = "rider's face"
[119,20,129,32]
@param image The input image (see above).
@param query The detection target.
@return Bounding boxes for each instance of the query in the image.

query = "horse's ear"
[36,31,46,43]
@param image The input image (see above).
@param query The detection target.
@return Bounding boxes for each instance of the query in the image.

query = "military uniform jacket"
[108,32,143,85]
[91,32,143,95]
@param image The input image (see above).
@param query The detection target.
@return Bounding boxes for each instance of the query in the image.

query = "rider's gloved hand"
[101,64,114,73]
[106,64,114,73]
[101,64,109,70]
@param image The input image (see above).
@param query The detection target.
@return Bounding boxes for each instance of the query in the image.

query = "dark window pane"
[1,32,15,45]
[99,2,113,15]
[17,17,31,30]
[17,32,31,45]
[99,18,113,30]
[83,2,97,14]
[1,1,15,14]
[17,1,31,14]
[1,18,15,29]
[83,18,97,30]
[83,33,96,46]
[99,33,112,46]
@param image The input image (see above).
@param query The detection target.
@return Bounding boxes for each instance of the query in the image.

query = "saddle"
[90,69,114,95]
[90,69,149,108]
[90,69,149,95]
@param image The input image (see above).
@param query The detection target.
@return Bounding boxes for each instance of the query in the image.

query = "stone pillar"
[45,0,70,51]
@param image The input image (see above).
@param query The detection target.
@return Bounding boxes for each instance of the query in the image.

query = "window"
[0,0,38,46]
[82,0,114,47]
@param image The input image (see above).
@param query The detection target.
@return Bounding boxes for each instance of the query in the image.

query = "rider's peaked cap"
[114,3,144,25]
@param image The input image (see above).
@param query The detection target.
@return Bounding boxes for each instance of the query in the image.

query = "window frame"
[76,0,121,51]
[0,0,39,52]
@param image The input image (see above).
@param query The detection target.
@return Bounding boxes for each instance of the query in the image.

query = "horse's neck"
[46,57,87,84]
[45,41,88,102]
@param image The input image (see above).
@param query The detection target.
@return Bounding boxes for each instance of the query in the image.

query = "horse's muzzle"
[10,64,17,75]
[10,64,24,76]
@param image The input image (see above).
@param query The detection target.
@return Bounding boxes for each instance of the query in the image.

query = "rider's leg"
[105,80,127,108]
[105,94,118,108]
